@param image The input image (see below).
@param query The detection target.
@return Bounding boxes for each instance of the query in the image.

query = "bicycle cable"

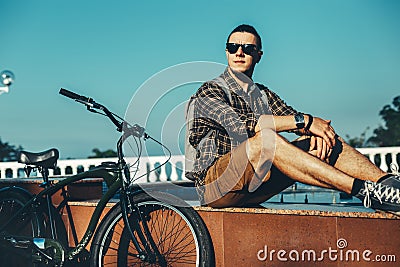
[129,134,172,183]
[95,109,172,183]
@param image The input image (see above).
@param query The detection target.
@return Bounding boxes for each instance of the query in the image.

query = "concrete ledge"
[195,207,399,266]
[62,202,399,266]
[2,179,398,266]
[195,206,399,219]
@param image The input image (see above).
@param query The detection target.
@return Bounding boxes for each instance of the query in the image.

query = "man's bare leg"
[329,137,385,182]
[294,136,385,183]
[248,129,358,194]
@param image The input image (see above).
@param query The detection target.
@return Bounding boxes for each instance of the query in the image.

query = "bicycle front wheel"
[90,192,214,266]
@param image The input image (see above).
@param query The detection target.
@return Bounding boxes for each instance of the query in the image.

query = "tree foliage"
[88,148,117,158]
[345,127,370,148]
[368,96,400,147]
[0,138,23,162]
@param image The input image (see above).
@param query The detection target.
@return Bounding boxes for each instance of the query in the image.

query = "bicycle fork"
[120,191,167,266]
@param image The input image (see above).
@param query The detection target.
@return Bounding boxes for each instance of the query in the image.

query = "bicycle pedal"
[33,237,46,249]
[4,236,31,249]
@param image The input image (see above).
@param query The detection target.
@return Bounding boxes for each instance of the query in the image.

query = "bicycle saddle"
[18,148,59,169]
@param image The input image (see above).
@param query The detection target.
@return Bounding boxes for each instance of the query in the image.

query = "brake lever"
[131,124,145,138]
[122,122,145,138]
[76,98,101,109]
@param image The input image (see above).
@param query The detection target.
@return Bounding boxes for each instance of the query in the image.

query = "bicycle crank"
[32,237,66,266]
[2,235,66,266]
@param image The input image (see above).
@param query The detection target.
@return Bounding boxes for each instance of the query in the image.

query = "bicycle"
[0,88,214,266]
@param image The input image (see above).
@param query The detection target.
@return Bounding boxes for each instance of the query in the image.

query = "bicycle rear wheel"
[90,192,214,266]
[0,188,68,267]
[0,188,42,266]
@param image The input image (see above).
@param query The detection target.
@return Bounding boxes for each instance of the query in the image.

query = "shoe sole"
[376,209,400,218]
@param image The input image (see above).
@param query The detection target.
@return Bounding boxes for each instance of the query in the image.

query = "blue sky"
[1,0,399,159]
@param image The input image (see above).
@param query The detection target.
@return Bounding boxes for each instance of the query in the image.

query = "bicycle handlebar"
[59,88,145,138]
[59,88,102,109]
[59,87,170,181]
[59,88,84,100]
[59,88,123,131]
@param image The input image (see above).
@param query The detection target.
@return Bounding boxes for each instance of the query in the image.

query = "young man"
[188,24,400,214]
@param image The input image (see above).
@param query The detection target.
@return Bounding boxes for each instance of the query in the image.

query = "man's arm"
[259,86,336,149]
[256,114,337,159]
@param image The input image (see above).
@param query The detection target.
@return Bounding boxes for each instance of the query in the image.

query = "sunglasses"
[226,43,258,55]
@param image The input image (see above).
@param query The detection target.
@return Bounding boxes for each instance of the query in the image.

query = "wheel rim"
[97,201,200,266]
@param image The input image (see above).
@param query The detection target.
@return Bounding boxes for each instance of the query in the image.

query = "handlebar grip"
[59,88,88,102]
[59,88,94,103]
[60,88,103,110]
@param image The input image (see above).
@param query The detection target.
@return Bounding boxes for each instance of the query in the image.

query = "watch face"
[295,113,305,129]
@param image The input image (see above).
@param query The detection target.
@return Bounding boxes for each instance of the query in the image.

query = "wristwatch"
[294,113,305,129]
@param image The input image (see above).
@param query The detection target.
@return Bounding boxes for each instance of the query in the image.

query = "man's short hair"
[227,24,262,50]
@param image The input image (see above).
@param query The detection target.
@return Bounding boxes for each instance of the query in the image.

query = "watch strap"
[305,114,313,132]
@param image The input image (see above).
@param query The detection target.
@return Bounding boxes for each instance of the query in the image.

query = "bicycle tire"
[90,191,214,267]
[0,188,68,267]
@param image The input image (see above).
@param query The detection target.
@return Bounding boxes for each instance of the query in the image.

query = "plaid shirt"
[189,68,298,185]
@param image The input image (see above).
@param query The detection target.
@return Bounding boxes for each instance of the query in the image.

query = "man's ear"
[256,51,263,63]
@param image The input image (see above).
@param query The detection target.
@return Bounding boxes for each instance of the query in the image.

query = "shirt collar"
[220,67,256,96]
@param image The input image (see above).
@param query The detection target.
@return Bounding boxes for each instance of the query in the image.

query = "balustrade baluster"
[59,166,66,176]
[390,153,398,170]
[169,161,178,182]
[379,153,388,172]
[368,153,375,165]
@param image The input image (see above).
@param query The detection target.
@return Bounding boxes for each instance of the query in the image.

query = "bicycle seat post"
[38,166,57,238]
[39,166,51,189]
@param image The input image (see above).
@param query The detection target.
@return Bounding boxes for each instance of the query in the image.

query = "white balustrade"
[1,147,399,180]
[0,155,189,181]
[357,147,400,172]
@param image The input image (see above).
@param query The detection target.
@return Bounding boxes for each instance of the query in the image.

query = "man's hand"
[309,135,333,162]
[308,116,336,148]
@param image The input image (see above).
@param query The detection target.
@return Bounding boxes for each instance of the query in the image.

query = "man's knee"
[247,129,276,163]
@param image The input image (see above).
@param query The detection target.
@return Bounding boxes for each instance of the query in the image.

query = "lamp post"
[0,70,15,95]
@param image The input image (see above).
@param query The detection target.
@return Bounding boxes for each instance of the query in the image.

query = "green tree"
[88,148,117,158]
[0,138,23,162]
[368,96,400,147]
[345,127,370,148]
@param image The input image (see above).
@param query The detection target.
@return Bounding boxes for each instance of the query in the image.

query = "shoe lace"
[363,182,374,208]
[362,181,400,208]
[390,163,399,175]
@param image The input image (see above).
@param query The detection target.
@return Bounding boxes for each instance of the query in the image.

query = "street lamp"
[0,70,15,95]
